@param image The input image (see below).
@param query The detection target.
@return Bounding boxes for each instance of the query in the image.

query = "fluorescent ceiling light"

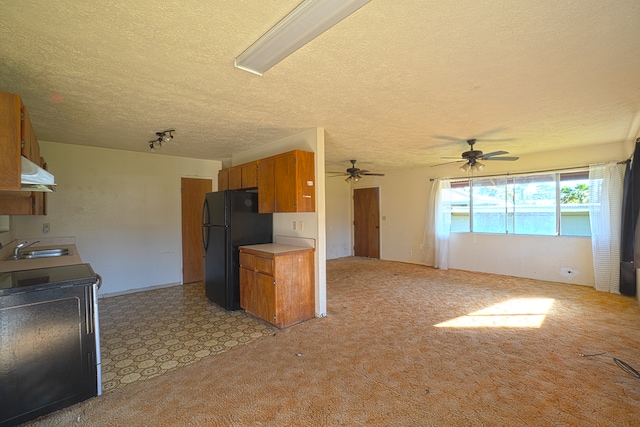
[235,0,371,76]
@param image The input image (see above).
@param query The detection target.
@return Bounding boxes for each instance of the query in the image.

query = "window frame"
[449,170,590,237]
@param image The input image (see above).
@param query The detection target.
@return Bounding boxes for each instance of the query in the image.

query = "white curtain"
[423,178,451,269]
[589,163,624,293]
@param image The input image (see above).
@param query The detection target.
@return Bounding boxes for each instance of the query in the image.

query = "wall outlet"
[292,221,297,230]
[299,221,304,231]
[43,223,50,234]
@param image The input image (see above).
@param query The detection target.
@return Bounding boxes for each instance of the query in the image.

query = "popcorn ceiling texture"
[1,1,639,171]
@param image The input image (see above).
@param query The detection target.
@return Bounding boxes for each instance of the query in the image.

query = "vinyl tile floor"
[99,282,277,393]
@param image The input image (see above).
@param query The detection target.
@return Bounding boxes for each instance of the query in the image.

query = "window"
[559,171,590,236]
[450,171,591,236]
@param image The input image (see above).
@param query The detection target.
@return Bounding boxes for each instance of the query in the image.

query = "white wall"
[13,141,221,295]
[232,128,328,316]
[0,216,14,248]
[332,140,633,287]
[324,175,351,259]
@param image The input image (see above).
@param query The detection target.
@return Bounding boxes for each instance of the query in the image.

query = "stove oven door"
[0,283,98,426]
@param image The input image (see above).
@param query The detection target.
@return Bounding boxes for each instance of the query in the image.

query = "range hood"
[21,156,56,192]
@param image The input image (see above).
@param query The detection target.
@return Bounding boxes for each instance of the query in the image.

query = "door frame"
[352,186,381,258]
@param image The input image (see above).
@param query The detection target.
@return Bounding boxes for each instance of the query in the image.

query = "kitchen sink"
[3,248,71,261]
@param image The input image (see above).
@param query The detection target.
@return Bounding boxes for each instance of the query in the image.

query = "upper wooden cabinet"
[217,161,258,191]
[228,166,242,190]
[241,161,258,188]
[217,168,229,191]
[258,150,315,213]
[217,151,315,213]
[275,150,315,213]
[257,157,275,213]
[0,92,47,215]
[21,106,40,165]
[0,92,23,190]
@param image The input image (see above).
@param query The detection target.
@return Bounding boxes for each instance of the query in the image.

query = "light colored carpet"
[25,257,640,426]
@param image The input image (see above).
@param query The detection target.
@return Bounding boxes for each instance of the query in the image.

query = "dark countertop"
[0,263,99,297]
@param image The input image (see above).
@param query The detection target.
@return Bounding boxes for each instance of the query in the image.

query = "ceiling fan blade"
[362,173,385,176]
[433,135,466,142]
[480,150,509,158]
[327,171,348,174]
[431,159,465,167]
[327,174,349,178]
[473,127,508,139]
[358,169,370,174]
[483,156,519,161]
[440,156,463,159]
[474,137,516,142]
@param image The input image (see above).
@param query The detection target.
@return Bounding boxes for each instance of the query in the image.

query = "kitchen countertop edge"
[239,243,315,255]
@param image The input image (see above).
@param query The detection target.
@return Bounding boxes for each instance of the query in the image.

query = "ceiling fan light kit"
[234,0,371,76]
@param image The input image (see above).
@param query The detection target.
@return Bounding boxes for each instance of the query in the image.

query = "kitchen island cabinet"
[239,244,314,328]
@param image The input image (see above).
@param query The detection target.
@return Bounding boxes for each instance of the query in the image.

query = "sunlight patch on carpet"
[434,298,555,328]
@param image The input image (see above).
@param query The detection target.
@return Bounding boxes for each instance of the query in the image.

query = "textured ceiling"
[1,0,639,172]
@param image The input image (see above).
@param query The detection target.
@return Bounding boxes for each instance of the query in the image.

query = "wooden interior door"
[353,187,381,259]
[181,177,212,284]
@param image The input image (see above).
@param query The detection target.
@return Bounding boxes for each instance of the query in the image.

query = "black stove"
[0,263,100,296]
[0,263,102,426]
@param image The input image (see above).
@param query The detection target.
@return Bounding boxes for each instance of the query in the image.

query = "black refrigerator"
[202,190,273,310]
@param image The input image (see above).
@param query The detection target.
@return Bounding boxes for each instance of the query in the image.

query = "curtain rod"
[429,160,629,182]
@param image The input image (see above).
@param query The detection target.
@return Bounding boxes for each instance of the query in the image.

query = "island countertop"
[239,243,315,256]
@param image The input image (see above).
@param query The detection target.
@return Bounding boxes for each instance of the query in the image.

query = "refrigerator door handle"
[202,198,209,251]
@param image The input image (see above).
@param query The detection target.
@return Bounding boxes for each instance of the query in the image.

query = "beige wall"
[13,141,221,295]
[324,175,351,259]
[331,140,633,286]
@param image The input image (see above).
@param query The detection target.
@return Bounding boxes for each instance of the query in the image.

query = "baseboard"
[99,282,182,299]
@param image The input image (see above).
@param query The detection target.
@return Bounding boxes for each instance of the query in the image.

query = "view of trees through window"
[450,171,591,236]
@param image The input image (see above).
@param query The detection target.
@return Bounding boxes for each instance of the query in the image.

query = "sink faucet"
[13,241,40,259]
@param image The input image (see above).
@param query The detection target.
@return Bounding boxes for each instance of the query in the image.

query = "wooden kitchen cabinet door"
[239,252,256,313]
[0,92,23,190]
[255,272,276,324]
[228,166,242,190]
[257,157,275,213]
[239,266,256,314]
[241,161,258,188]
[274,151,315,213]
[218,169,229,191]
[21,105,40,163]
